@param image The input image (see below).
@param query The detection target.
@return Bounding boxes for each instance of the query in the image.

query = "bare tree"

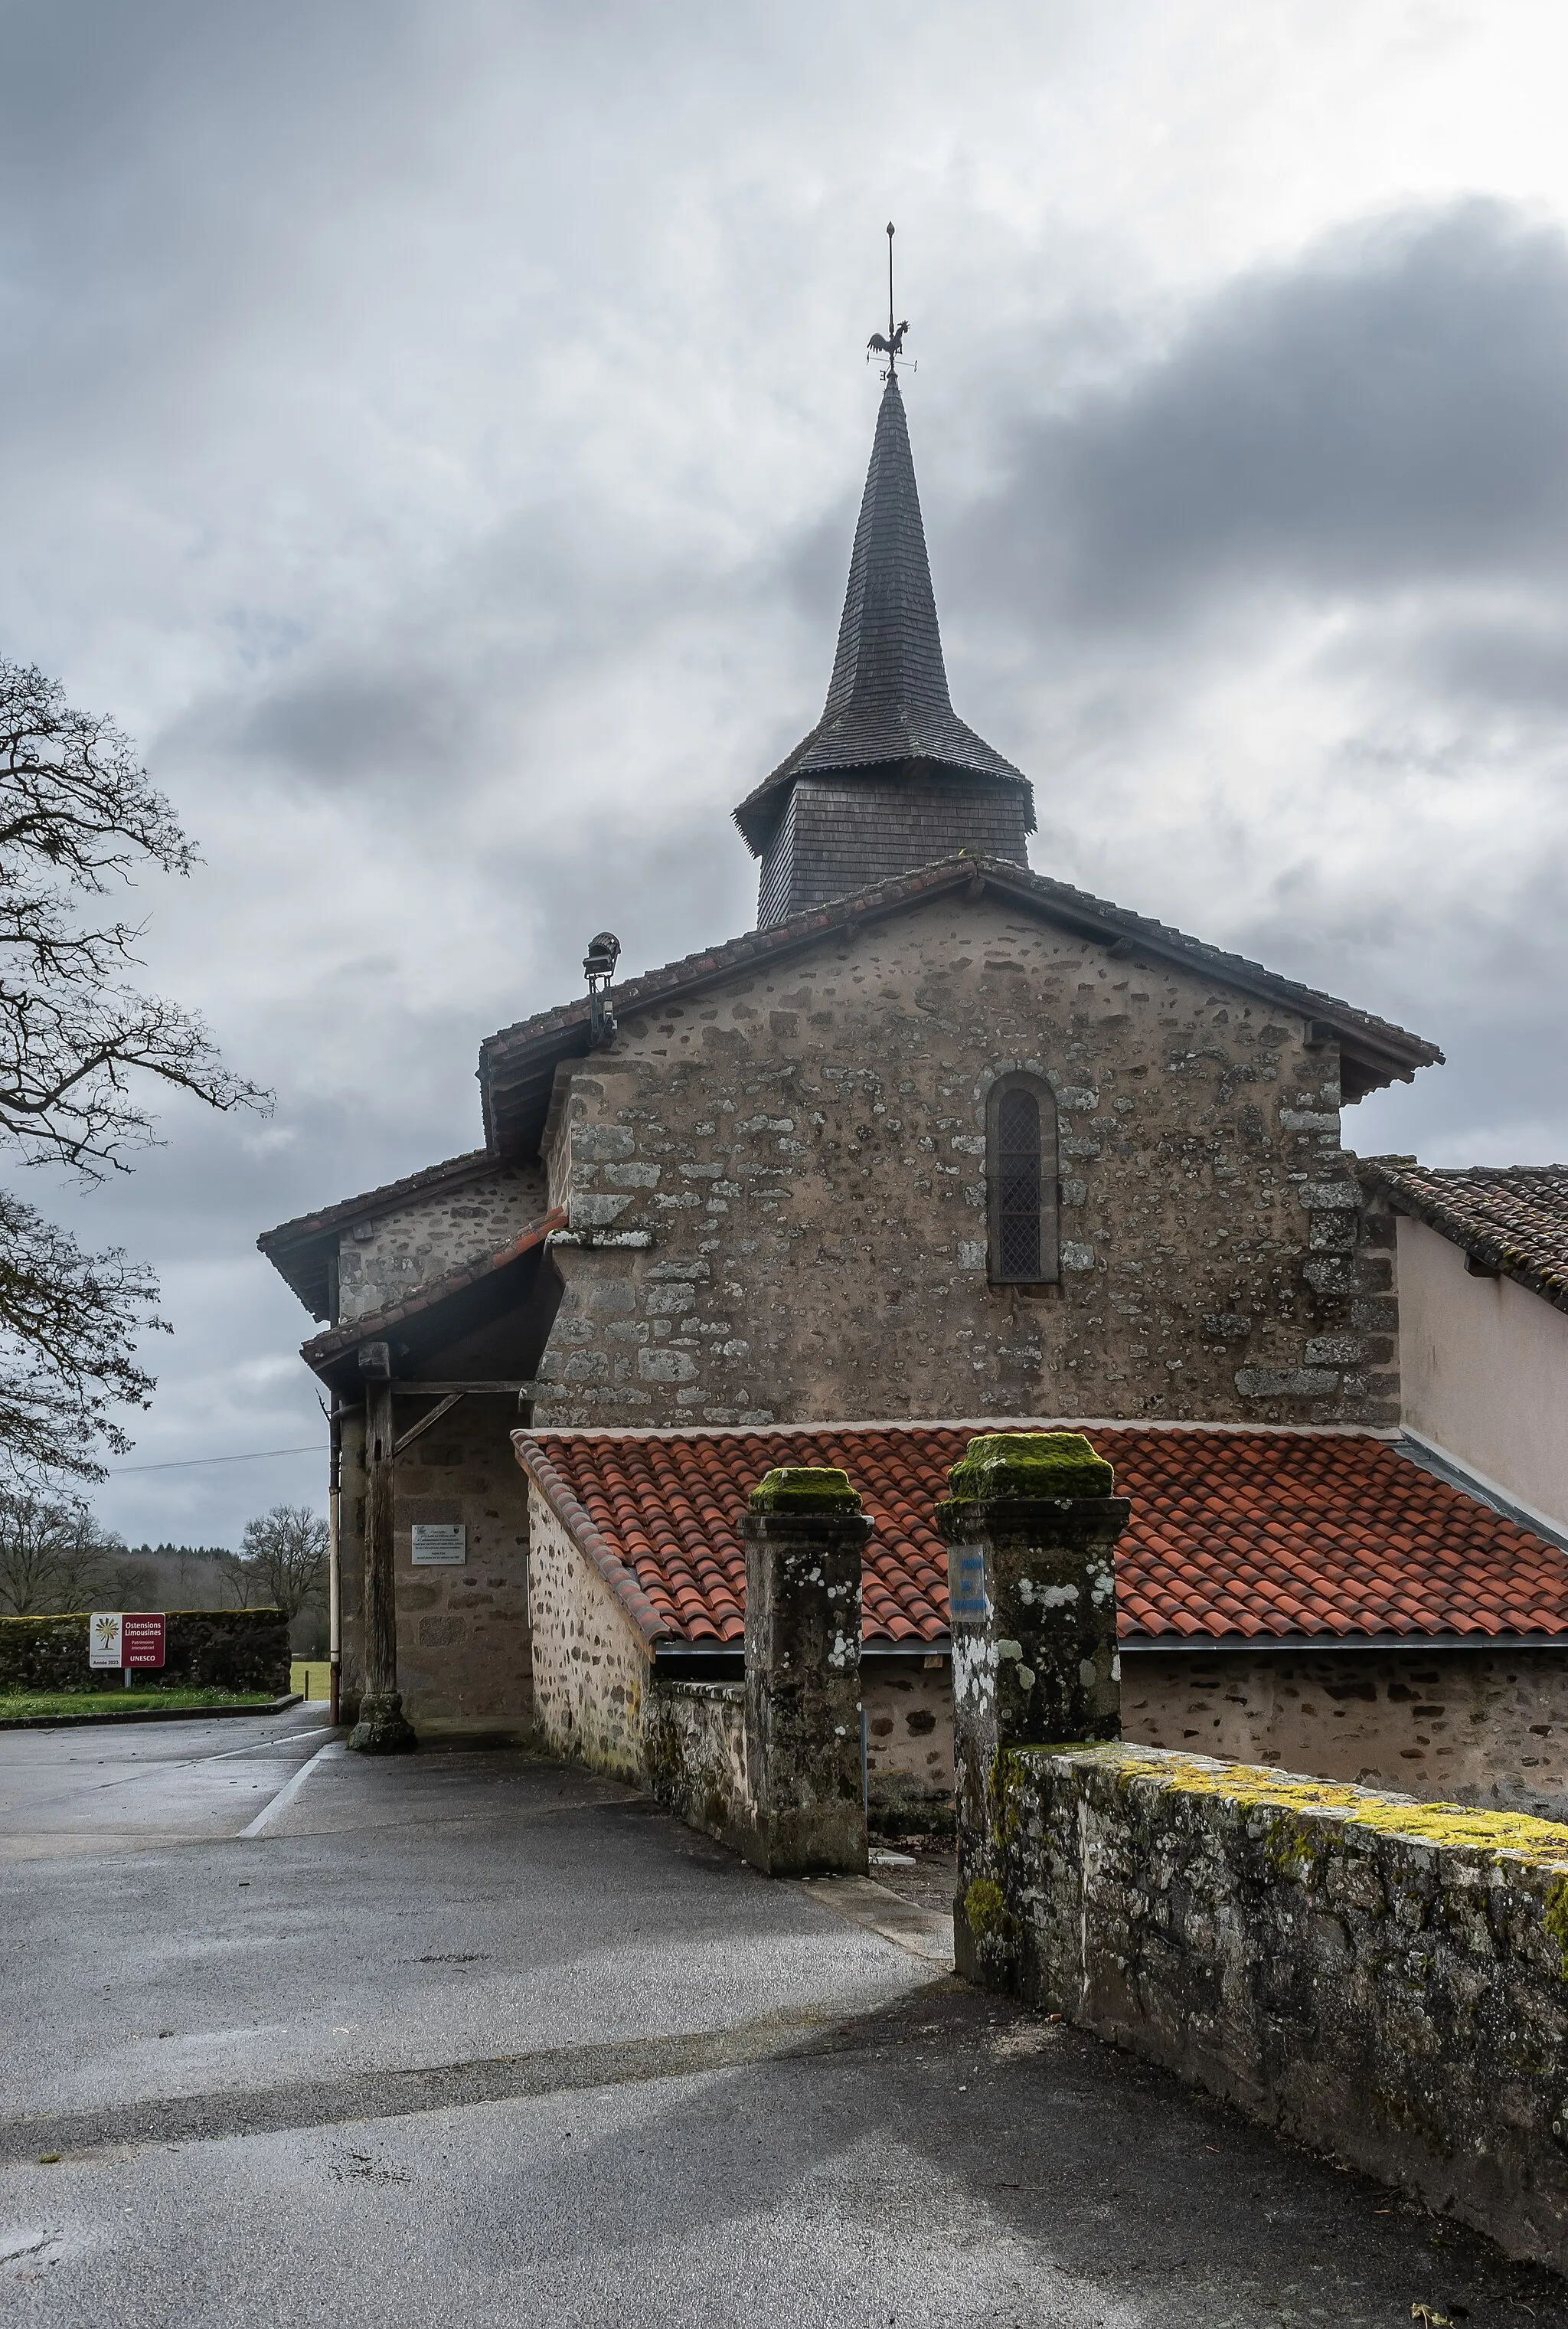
[0,1489,120,1615]
[223,1505,328,1625]
[0,661,270,1484]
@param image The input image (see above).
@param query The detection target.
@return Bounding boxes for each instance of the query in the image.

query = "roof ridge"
[479,852,1442,1083]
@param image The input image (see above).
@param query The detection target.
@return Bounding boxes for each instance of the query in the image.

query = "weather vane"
[867,221,910,376]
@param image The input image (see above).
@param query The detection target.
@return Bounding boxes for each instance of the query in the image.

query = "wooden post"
[348,1346,416,1754]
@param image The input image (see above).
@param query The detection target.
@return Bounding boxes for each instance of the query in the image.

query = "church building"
[261,354,1476,1770]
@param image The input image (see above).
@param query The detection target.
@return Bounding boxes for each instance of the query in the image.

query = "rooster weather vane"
[867,221,912,375]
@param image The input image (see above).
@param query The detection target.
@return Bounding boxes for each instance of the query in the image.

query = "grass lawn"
[0,1685,279,1722]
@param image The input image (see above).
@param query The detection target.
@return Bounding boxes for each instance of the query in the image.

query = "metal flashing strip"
[1393,1431,1568,1556]
[651,1638,951,1672]
[1119,1633,1568,1656]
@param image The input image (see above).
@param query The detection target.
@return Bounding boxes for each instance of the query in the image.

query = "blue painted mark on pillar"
[949,1549,988,1625]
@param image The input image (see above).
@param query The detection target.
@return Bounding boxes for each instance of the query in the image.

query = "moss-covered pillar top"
[741,1467,872,1879]
[937,1431,1130,1753]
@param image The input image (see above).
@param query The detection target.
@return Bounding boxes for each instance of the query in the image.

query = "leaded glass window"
[987,1075,1059,1286]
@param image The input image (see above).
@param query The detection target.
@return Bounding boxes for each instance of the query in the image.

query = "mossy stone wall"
[644,1676,750,1850]
[961,1739,1568,2272]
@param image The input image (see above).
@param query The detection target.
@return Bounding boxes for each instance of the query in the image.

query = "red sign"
[120,1612,165,1670]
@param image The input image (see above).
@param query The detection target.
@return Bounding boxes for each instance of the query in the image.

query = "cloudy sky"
[5,0,1568,1543]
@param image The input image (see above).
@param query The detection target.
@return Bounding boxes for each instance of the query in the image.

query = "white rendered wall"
[1397,1212,1568,1532]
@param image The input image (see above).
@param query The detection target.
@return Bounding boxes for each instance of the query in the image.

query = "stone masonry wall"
[393,1398,533,1739]
[335,1161,548,1327]
[644,1676,751,1850]
[864,1661,954,1821]
[336,1396,533,1739]
[527,1492,649,1778]
[531,890,1398,1432]
[972,1740,1568,2271]
[1123,1646,1568,1823]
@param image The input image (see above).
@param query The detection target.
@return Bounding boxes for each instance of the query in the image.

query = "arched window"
[986,1075,1059,1287]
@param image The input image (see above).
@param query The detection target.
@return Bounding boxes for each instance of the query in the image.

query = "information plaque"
[411,1524,466,1568]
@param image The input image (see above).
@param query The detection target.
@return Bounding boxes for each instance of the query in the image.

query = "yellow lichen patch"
[1057,1744,1568,1873]
[1546,1876,1568,1975]
[963,1876,1010,1940]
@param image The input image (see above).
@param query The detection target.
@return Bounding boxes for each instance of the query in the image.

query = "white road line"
[240,1741,346,1839]
[206,1723,336,1765]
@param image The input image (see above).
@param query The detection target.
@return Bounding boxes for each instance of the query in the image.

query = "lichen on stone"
[990,1745,1028,1850]
[944,1431,1115,1505]
[746,1466,861,1513]
[963,1876,1011,1940]
[1545,1876,1568,1977]
[1070,1742,1568,1872]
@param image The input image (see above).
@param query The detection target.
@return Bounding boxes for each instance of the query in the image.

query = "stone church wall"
[335,1160,548,1327]
[338,1396,534,1740]
[1122,1644,1568,1824]
[864,1660,954,1824]
[528,1493,649,1778]
[531,889,1396,1431]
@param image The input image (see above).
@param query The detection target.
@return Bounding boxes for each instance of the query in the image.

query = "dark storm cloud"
[952,201,1568,630]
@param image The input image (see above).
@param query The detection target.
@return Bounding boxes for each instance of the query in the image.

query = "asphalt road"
[1,1712,1563,2327]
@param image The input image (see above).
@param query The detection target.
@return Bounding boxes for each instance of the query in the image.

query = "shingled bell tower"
[733,273,1034,929]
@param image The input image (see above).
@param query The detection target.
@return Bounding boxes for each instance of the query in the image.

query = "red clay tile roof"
[1360,1159,1568,1318]
[514,1421,1568,1650]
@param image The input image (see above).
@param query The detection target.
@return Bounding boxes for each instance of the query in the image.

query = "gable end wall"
[531,891,1400,1430]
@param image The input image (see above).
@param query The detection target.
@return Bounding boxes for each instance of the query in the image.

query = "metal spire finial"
[866,219,909,375]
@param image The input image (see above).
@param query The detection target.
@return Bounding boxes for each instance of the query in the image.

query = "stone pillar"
[349,1348,416,1755]
[742,1467,872,1877]
[937,1432,1130,1984]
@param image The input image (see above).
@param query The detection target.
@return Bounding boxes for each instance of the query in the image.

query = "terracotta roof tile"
[514,1422,1568,1650]
[1360,1160,1568,1317]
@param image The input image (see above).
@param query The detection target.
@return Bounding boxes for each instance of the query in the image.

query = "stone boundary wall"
[971,1739,1568,2270]
[645,1677,750,1852]
[1122,1644,1568,1823]
[0,1609,289,1696]
[527,1496,648,1780]
[525,1475,957,1827]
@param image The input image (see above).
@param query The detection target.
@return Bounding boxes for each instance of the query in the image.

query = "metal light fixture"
[583,931,621,1047]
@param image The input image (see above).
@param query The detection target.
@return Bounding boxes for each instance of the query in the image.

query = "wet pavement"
[2,1721,1564,2327]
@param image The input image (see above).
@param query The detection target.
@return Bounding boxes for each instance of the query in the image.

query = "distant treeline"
[122,1542,231,1563]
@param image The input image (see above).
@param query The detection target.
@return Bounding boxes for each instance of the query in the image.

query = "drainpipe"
[328,1399,342,1727]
